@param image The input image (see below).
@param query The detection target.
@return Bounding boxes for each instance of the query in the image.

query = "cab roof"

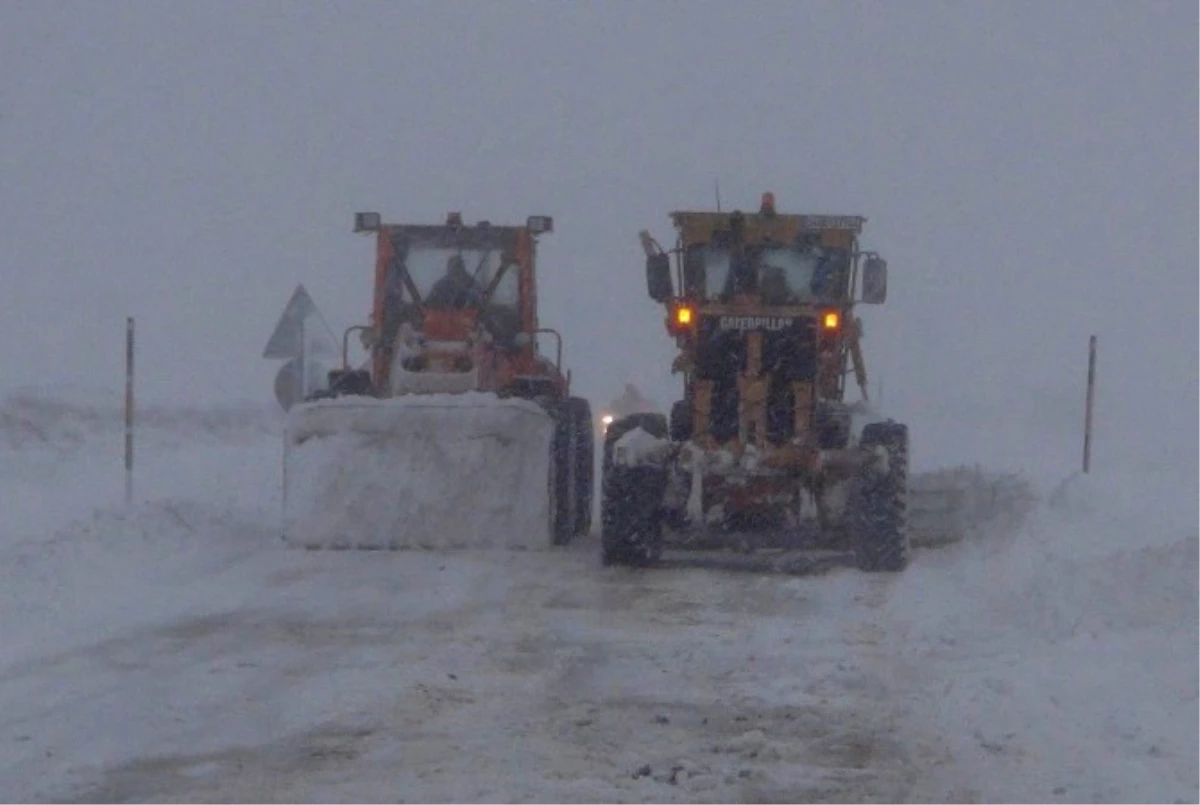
[669,211,866,245]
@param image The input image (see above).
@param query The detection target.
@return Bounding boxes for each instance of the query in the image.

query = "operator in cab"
[426,254,482,309]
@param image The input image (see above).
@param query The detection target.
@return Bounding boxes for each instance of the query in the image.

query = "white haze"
[1,1,1196,480]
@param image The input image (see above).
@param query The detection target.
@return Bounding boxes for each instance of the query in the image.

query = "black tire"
[600,412,668,566]
[548,401,576,546]
[566,396,595,537]
[601,466,667,566]
[545,396,598,545]
[850,421,910,572]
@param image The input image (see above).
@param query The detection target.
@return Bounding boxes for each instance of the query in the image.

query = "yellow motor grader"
[601,193,912,571]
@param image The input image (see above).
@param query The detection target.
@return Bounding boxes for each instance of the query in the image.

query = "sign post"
[125,317,135,506]
[1083,335,1097,474]
[298,314,308,405]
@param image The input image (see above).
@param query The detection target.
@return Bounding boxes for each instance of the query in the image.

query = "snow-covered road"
[1,391,1196,803]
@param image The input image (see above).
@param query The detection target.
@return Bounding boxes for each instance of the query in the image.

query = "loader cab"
[349,212,560,398]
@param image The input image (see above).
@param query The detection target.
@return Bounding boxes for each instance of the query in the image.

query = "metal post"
[299,315,308,403]
[125,317,135,505]
[1083,334,1096,474]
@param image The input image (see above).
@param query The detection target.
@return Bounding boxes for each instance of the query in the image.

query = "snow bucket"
[282,393,556,550]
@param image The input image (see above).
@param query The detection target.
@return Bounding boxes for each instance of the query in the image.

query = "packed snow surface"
[0,389,1195,803]
[282,395,555,550]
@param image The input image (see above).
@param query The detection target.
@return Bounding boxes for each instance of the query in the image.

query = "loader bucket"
[282,394,556,550]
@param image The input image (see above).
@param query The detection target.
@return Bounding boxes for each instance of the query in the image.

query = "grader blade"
[908,466,1036,547]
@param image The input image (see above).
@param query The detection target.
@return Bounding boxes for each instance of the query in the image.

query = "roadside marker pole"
[125,317,135,506]
[299,315,309,404]
[1083,334,1096,474]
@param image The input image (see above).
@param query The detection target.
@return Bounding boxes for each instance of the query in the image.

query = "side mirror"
[526,215,553,234]
[861,255,888,304]
[646,253,673,303]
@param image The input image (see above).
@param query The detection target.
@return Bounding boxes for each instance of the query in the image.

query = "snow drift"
[882,466,1198,802]
[282,394,556,550]
[1,387,1195,802]
[1,386,279,454]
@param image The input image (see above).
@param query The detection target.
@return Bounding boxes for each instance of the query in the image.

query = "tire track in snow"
[33,540,947,804]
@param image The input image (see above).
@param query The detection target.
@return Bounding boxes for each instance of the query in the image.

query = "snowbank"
[2,388,1195,802]
[884,466,1199,802]
[0,392,284,667]
[1,387,280,454]
[1,389,282,549]
[283,395,556,549]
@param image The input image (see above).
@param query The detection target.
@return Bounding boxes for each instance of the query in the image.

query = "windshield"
[400,247,518,308]
[686,243,848,304]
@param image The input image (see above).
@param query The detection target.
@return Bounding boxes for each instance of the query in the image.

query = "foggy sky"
[2,1,1196,476]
